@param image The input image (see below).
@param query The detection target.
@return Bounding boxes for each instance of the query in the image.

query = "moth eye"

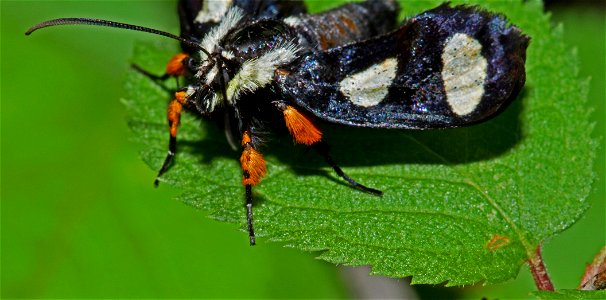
[185,57,198,71]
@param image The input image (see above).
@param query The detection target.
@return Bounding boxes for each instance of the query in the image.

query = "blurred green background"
[1,1,604,299]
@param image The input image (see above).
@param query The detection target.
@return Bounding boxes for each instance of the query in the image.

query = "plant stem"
[528,244,554,291]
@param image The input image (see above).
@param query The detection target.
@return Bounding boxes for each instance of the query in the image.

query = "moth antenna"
[25,18,213,59]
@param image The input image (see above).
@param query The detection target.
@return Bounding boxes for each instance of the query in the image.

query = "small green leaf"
[533,290,606,299]
[123,0,596,285]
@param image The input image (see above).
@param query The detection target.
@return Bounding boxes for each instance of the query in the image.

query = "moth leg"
[240,130,267,245]
[274,101,382,196]
[313,142,383,196]
[154,88,192,186]
[273,101,323,146]
[132,52,190,85]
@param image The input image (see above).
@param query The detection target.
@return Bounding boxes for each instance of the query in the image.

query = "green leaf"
[122,0,596,285]
[533,290,606,300]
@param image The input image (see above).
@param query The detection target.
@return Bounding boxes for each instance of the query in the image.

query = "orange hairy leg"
[240,130,267,245]
[282,105,323,145]
[240,131,267,186]
[131,52,190,81]
[274,101,382,195]
[165,53,189,77]
[273,102,322,145]
[154,90,190,186]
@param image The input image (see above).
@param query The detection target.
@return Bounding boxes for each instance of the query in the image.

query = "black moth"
[27,0,529,245]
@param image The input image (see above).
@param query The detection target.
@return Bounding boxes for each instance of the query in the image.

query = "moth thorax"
[223,20,298,63]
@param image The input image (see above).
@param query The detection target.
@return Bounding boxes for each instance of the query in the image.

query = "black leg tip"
[249,236,256,246]
[370,189,384,196]
[358,185,384,196]
[131,63,169,81]
[153,178,160,187]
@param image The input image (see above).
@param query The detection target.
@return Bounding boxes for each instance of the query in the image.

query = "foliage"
[123,0,596,285]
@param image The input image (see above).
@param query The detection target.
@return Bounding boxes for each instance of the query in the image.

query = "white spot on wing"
[195,0,233,24]
[283,16,302,27]
[339,58,398,107]
[441,33,488,116]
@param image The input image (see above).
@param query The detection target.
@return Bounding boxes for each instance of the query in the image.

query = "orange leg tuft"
[154,89,191,186]
[167,91,187,137]
[165,53,189,77]
[282,105,323,145]
[239,130,264,244]
[174,90,188,104]
[167,100,182,137]
[240,145,267,186]
[241,130,252,146]
[240,130,266,186]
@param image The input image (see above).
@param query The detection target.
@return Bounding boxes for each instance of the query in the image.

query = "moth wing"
[277,4,529,129]
[286,0,398,51]
[178,0,205,41]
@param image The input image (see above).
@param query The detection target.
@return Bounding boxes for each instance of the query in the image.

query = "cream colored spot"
[340,58,398,107]
[283,16,302,27]
[441,33,488,116]
[195,0,233,24]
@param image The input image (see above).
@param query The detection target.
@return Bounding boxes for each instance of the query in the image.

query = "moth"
[27,0,529,245]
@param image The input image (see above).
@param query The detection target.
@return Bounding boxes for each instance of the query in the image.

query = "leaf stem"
[528,244,554,291]
[579,245,606,290]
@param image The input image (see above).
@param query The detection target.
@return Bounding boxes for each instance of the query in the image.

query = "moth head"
[196,19,297,79]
